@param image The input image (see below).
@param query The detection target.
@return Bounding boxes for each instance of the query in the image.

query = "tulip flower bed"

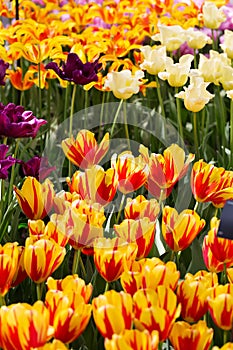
[3,0,233,349]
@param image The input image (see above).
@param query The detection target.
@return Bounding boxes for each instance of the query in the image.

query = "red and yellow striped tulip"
[203,217,233,266]
[8,66,34,91]
[62,129,109,169]
[111,152,148,194]
[0,301,53,350]
[191,160,233,208]
[93,237,138,282]
[124,195,160,221]
[208,284,233,330]
[53,191,81,214]
[45,291,92,344]
[67,165,118,205]
[114,218,156,259]
[169,320,213,350]
[11,246,27,288]
[24,237,66,283]
[14,176,55,219]
[47,274,93,303]
[140,144,194,200]
[92,290,133,339]
[133,286,181,341]
[104,329,159,350]
[0,242,19,296]
[162,206,205,252]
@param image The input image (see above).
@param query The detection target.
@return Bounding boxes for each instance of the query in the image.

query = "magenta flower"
[45,53,101,85]
[21,156,56,180]
[0,103,47,138]
[0,59,9,86]
[0,144,18,179]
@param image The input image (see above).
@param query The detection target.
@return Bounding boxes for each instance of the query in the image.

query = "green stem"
[72,249,81,275]
[193,49,198,69]
[155,75,166,118]
[36,283,43,300]
[223,330,229,345]
[193,112,200,159]
[194,201,199,212]
[211,29,217,51]
[38,62,42,119]
[123,100,130,150]
[84,89,88,129]
[79,255,87,280]
[47,80,51,131]
[63,82,71,122]
[0,294,6,306]
[230,99,233,166]
[110,99,124,136]
[175,87,184,142]
[98,92,105,142]
[68,84,77,177]
[104,281,110,293]
[8,139,20,206]
[115,193,125,224]
[158,188,164,210]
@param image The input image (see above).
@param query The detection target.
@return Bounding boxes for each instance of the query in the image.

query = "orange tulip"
[62,129,109,169]
[191,160,233,208]
[162,206,205,252]
[124,195,160,221]
[0,242,19,296]
[92,290,133,339]
[14,176,55,220]
[8,67,34,91]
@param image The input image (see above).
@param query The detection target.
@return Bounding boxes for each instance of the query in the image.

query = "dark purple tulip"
[0,144,18,179]
[46,53,101,85]
[21,156,56,181]
[0,59,9,86]
[0,103,47,138]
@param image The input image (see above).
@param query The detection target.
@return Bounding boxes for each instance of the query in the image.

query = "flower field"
[2,0,233,349]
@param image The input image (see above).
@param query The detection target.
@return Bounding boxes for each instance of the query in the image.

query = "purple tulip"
[46,53,101,85]
[0,59,9,86]
[21,156,56,181]
[0,144,18,179]
[0,103,47,138]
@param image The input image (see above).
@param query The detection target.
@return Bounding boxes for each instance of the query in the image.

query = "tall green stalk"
[175,87,184,142]
[193,112,200,159]
[155,75,166,118]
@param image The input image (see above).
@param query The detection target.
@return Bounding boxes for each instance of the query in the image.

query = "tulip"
[201,2,226,29]
[158,54,194,87]
[104,69,144,99]
[14,176,55,219]
[11,246,27,288]
[219,65,233,91]
[53,191,81,214]
[152,24,186,51]
[185,28,212,50]
[67,165,118,205]
[140,45,167,75]
[114,218,156,259]
[133,286,181,341]
[191,160,233,208]
[0,144,18,179]
[0,242,19,296]
[62,129,109,169]
[104,329,159,350]
[140,144,194,200]
[92,290,133,338]
[0,59,9,86]
[21,156,56,181]
[0,103,47,138]
[111,152,148,194]
[8,67,34,91]
[93,237,138,282]
[220,29,233,59]
[46,52,101,85]
[0,301,53,350]
[162,206,205,252]
[34,340,68,349]
[175,76,214,113]
[212,343,233,350]
[24,237,66,283]
[124,195,160,221]
[169,320,213,350]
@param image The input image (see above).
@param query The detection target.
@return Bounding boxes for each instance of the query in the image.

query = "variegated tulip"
[158,54,194,87]
[14,176,55,219]
[0,301,53,350]
[169,320,213,350]
[0,242,19,296]
[162,206,205,252]
[133,286,181,341]
[93,237,138,282]
[140,144,194,200]
[114,218,156,259]
[111,152,148,194]
[62,129,109,169]
[203,217,233,266]
[220,30,233,59]
[47,274,93,303]
[208,284,233,330]
[104,69,144,99]
[124,195,160,221]
[67,165,118,205]
[191,160,233,208]
[45,291,92,344]
[152,24,186,52]
[104,329,159,350]
[201,1,226,29]
[11,246,27,288]
[92,290,133,339]
[24,237,66,283]
[175,76,214,112]
[53,191,81,214]
[140,45,167,75]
